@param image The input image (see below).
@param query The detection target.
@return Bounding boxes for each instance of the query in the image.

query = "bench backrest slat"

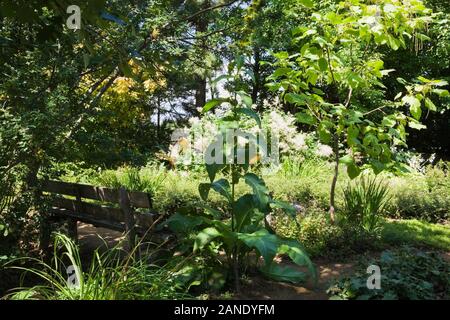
[42,180,152,209]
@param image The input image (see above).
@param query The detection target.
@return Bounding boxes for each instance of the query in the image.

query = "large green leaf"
[296,111,316,125]
[298,0,314,9]
[202,98,228,113]
[285,93,307,106]
[402,95,421,120]
[318,121,333,144]
[270,200,297,217]
[408,119,426,130]
[278,239,316,283]
[409,104,422,120]
[424,98,436,111]
[198,183,211,201]
[235,107,261,128]
[347,162,361,179]
[260,263,307,284]
[244,173,270,212]
[347,125,360,146]
[211,179,232,202]
[194,227,222,252]
[205,163,225,182]
[381,116,396,128]
[318,57,328,71]
[237,91,253,108]
[272,67,291,78]
[339,155,353,165]
[161,213,203,233]
[198,204,222,219]
[233,194,256,232]
[238,229,279,265]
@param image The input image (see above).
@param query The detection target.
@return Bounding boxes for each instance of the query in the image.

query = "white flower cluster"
[165,108,311,167]
[315,144,334,158]
[265,109,308,154]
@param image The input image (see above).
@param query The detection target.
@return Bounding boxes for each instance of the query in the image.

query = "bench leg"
[67,219,78,243]
[39,217,51,257]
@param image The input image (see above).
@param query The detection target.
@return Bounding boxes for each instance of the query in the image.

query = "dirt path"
[77,222,450,300]
[77,222,359,300]
[237,258,359,300]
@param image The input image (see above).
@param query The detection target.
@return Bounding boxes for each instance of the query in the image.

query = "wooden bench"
[40,180,158,251]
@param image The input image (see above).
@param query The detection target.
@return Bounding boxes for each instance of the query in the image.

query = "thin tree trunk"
[329,133,339,223]
[156,96,161,140]
[230,168,240,292]
[252,47,260,110]
[233,251,240,293]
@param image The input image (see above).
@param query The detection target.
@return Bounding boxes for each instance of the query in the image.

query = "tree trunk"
[195,77,207,113]
[193,4,208,115]
[252,47,261,110]
[329,133,339,223]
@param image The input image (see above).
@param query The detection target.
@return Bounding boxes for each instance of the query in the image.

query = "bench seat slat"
[50,208,126,232]
[52,198,156,230]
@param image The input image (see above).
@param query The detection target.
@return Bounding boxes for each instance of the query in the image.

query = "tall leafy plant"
[164,60,315,291]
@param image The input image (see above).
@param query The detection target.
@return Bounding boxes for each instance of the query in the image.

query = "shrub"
[296,213,341,257]
[390,167,449,223]
[0,175,14,240]
[274,210,380,258]
[327,247,450,300]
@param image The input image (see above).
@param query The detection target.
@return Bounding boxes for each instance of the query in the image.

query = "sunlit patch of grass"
[381,219,450,251]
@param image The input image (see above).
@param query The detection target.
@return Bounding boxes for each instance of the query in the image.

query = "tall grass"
[341,175,391,233]
[3,233,193,300]
[280,157,330,179]
[95,165,167,196]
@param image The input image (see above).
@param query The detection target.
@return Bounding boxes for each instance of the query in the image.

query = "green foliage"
[4,233,193,300]
[267,0,449,217]
[327,247,450,300]
[341,175,391,233]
